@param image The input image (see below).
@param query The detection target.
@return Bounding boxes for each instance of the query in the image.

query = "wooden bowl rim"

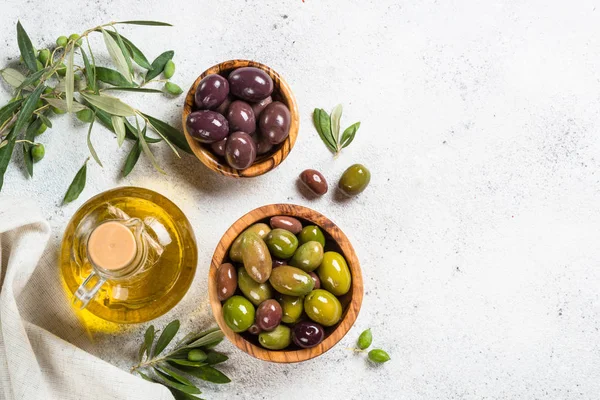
[208,204,363,363]
[182,59,299,178]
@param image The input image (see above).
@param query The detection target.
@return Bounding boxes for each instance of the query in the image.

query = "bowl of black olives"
[208,204,363,363]
[182,60,299,178]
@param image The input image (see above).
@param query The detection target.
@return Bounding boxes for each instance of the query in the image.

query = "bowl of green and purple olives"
[208,204,363,363]
[182,60,299,178]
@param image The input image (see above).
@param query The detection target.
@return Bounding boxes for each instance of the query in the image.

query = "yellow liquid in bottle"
[60,187,197,324]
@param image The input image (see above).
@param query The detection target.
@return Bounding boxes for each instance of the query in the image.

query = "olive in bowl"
[182,60,299,178]
[208,204,363,363]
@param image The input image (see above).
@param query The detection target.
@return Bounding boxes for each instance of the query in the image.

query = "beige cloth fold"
[0,197,173,400]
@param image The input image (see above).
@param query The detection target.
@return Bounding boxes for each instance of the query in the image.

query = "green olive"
[269,266,314,296]
[76,109,95,123]
[35,124,47,136]
[229,223,271,262]
[69,33,83,46]
[258,325,291,350]
[56,36,68,47]
[56,63,67,76]
[277,294,303,324]
[304,289,342,327]
[317,251,351,296]
[187,349,207,362]
[38,49,50,66]
[289,241,324,272]
[51,106,66,114]
[222,295,255,333]
[36,60,43,71]
[237,267,273,306]
[31,144,45,163]
[265,228,298,259]
[164,60,175,79]
[241,232,272,283]
[164,82,183,96]
[338,163,371,197]
[298,225,326,247]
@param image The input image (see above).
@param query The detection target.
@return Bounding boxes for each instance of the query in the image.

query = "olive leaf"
[81,47,97,93]
[122,140,141,178]
[138,124,165,173]
[140,324,155,360]
[0,128,17,190]
[80,93,136,117]
[44,97,87,112]
[102,87,162,93]
[111,115,126,147]
[65,48,75,112]
[169,389,204,400]
[116,20,173,26]
[16,69,47,91]
[156,364,195,386]
[341,122,360,148]
[86,117,103,167]
[313,109,335,152]
[153,319,179,357]
[177,327,221,347]
[145,51,174,82]
[167,359,206,367]
[185,330,224,349]
[105,31,152,70]
[16,21,37,73]
[330,104,343,144]
[0,68,26,88]
[0,99,24,126]
[175,366,231,384]
[124,118,161,143]
[101,28,132,83]
[13,85,44,135]
[63,158,88,204]
[142,113,191,153]
[137,371,154,382]
[153,369,201,394]
[110,28,134,79]
[204,351,228,366]
[95,67,133,87]
[140,114,179,157]
[37,113,52,128]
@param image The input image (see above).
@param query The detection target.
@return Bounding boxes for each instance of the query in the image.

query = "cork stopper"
[88,221,137,270]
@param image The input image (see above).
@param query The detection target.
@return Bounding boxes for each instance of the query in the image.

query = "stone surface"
[2,0,600,399]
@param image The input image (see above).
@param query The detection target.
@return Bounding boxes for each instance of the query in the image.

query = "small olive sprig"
[353,328,391,364]
[313,104,360,157]
[131,320,231,399]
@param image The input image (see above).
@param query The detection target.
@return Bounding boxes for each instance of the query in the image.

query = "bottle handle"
[72,271,106,310]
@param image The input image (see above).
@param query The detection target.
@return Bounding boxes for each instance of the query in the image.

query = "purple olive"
[228,67,274,102]
[194,74,229,110]
[259,101,291,145]
[186,110,229,143]
[215,95,233,115]
[256,299,282,331]
[251,96,273,118]
[292,321,325,348]
[250,131,274,155]
[210,137,228,156]
[308,272,321,289]
[225,131,257,170]
[227,100,256,134]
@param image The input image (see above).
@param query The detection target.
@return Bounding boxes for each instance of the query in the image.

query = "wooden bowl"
[208,204,363,363]
[182,60,299,178]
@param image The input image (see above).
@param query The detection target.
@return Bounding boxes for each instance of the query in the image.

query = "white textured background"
[2,0,600,399]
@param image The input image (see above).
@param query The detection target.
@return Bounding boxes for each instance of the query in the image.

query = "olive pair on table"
[299,164,371,197]
[209,204,363,363]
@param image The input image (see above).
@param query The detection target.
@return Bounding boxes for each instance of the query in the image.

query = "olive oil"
[60,187,197,324]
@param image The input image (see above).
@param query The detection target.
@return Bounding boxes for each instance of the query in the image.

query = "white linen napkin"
[0,197,173,400]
